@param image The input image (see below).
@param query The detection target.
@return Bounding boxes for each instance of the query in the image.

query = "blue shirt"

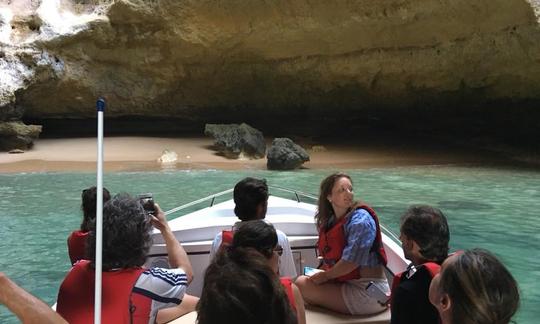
[341,208,380,267]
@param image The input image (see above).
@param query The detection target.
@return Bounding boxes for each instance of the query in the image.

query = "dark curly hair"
[400,205,449,264]
[197,247,297,324]
[439,249,519,324]
[233,177,268,221]
[86,193,152,270]
[232,220,278,259]
[80,186,111,232]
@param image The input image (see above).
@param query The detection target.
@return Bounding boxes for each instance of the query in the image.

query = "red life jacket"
[280,277,297,311]
[390,262,441,305]
[57,260,151,324]
[317,204,387,282]
[67,230,88,265]
[221,229,234,247]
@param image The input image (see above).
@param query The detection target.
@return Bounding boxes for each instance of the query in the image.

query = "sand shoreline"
[0,136,535,173]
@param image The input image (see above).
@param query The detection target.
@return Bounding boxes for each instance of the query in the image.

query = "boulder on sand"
[0,121,42,151]
[204,123,266,159]
[267,138,310,170]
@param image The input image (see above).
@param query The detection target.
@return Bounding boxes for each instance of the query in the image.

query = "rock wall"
[1,0,540,138]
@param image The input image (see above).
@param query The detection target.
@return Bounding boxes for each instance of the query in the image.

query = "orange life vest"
[57,260,151,324]
[317,204,387,282]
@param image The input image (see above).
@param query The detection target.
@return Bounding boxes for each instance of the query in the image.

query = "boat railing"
[164,186,401,244]
[164,188,234,216]
[164,186,318,217]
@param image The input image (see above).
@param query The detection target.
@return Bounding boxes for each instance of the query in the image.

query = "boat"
[145,186,409,324]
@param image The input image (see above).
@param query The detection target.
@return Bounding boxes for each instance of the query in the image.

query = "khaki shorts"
[341,278,389,315]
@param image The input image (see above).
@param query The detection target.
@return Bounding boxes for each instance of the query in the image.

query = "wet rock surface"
[204,123,266,159]
[267,138,310,170]
[0,121,42,151]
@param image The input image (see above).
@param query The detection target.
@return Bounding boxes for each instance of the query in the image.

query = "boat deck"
[169,306,391,324]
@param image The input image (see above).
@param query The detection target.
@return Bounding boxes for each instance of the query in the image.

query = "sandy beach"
[0,136,525,173]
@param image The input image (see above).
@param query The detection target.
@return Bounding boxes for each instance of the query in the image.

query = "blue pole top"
[96,98,106,112]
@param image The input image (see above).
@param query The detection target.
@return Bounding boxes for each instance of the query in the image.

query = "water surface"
[0,167,538,323]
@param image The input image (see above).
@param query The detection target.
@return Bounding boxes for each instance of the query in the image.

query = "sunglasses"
[273,245,283,256]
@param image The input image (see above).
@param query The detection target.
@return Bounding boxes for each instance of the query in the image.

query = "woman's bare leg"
[295,275,349,314]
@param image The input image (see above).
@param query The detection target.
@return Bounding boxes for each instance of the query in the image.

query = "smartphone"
[138,193,155,216]
[365,281,390,305]
[303,266,324,276]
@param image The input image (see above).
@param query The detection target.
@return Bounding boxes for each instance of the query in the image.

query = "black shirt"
[390,265,440,324]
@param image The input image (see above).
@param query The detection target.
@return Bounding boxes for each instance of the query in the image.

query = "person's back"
[391,205,449,324]
[58,194,194,324]
[67,186,110,265]
[198,246,297,324]
[209,177,297,278]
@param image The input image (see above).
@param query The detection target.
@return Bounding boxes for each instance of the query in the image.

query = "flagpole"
[94,97,105,324]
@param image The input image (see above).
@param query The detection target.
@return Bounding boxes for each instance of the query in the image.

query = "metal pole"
[94,98,105,324]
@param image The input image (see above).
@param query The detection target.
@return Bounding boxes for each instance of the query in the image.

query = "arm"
[0,272,67,324]
[277,231,298,278]
[292,283,306,324]
[208,232,222,261]
[309,259,358,284]
[151,203,193,283]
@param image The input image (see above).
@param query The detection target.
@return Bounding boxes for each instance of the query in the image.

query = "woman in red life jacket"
[429,249,520,324]
[57,194,198,324]
[67,186,111,265]
[295,172,389,315]
[197,221,300,324]
[391,205,450,324]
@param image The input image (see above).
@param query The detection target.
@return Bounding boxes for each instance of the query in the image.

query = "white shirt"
[209,225,298,278]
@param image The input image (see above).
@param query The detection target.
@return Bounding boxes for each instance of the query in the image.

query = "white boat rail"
[164,186,401,245]
[164,186,318,216]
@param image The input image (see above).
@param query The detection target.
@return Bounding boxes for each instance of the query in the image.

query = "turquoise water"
[0,167,539,323]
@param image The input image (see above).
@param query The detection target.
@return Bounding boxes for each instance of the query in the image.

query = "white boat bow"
[146,187,409,324]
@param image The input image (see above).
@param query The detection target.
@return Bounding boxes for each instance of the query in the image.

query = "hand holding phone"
[303,266,324,277]
[138,193,156,216]
[365,281,390,305]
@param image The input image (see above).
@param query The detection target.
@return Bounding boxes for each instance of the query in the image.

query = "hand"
[310,270,330,285]
[149,203,169,232]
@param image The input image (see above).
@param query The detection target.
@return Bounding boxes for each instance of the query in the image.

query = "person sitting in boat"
[227,220,306,324]
[0,271,68,324]
[67,186,111,265]
[295,172,389,315]
[391,205,450,324]
[429,248,520,324]
[57,194,198,324]
[209,177,297,278]
[197,222,298,324]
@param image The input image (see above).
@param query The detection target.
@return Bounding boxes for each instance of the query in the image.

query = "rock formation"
[267,137,310,170]
[0,0,540,146]
[205,123,266,159]
[0,121,42,150]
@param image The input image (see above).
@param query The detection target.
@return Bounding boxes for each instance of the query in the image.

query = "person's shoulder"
[276,228,288,237]
[69,230,88,238]
[142,267,188,284]
[213,231,223,241]
[347,208,374,226]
